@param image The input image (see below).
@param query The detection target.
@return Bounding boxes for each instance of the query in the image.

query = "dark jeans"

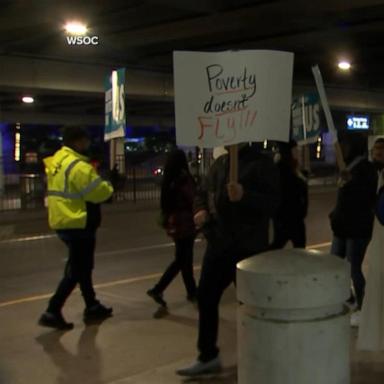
[197,243,252,362]
[270,219,306,249]
[153,235,196,297]
[331,236,370,309]
[47,229,98,313]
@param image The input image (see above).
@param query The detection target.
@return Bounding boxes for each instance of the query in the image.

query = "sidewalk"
[0,267,237,384]
[1,269,384,384]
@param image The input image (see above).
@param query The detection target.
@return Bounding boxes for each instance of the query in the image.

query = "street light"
[64,21,88,35]
[22,96,34,104]
[338,61,351,71]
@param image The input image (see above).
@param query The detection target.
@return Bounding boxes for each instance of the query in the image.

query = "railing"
[0,157,162,211]
[112,166,161,203]
[0,154,339,211]
[0,173,46,211]
[0,158,45,211]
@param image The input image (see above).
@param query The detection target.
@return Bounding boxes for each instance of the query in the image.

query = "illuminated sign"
[292,93,321,144]
[105,68,126,141]
[14,122,21,161]
[346,115,370,130]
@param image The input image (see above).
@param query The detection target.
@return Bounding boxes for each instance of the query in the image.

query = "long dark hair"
[160,149,191,214]
[338,131,367,164]
[278,140,298,172]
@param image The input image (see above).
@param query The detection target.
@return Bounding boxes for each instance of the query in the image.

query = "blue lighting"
[346,115,370,130]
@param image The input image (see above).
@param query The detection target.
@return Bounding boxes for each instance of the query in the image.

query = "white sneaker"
[350,311,361,327]
[176,356,222,377]
[345,300,358,312]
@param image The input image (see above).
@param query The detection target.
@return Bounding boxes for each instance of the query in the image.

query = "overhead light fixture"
[338,61,351,71]
[64,21,88,35]
[22,96,34,104]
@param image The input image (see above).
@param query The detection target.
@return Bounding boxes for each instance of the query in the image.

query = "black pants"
[153,235,196,297]
[47,229,98,313]
[331,236,370,309]
[270,219,306,249]
[197,243,251,362]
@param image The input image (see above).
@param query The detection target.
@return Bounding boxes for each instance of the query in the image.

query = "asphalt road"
[0,188,335,305]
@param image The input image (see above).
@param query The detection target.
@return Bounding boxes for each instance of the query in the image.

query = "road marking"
[0,293,53,307]
[97,238,203,257]
[0,235,203,257]
[0,241,331,308]
[0,234,56,244]
[0,266,202,309]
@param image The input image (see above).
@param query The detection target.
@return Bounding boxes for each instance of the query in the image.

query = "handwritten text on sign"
[199,65,257,142]
[174,50,294,147]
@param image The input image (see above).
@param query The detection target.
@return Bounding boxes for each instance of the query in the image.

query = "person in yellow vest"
[38,126,114,330]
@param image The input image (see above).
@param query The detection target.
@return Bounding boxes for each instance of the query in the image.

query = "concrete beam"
[294,85,384,113]
[0,55,174,99]
[2,55,384,117]
[0,110,174,127]
[107,0,384,49]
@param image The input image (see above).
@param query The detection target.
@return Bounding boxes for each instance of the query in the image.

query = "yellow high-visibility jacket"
[44,146,114,230]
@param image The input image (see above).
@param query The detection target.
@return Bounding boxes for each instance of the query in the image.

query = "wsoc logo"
[66,36,99,46]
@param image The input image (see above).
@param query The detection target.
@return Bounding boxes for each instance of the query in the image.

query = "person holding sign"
[329,132,377,326]
[176,143,280,377]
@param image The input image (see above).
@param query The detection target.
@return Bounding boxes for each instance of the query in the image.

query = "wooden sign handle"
[312,65,346,172]
[334,141,346,171]
[229,144,238,183]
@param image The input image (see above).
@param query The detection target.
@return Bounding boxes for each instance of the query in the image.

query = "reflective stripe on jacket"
[44,146,114,230]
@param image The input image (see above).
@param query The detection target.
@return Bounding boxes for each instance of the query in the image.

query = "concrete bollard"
[237,249,350,384]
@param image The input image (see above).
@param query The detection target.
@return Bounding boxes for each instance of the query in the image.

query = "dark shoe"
[147,288,167,307]
[84,303,113,322]
[187,293,197,303]
[38,312,74,330]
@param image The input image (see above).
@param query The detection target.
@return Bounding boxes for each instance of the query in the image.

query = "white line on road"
[0,234,56,243]
[0,241,331,308]
[97,238,203,257]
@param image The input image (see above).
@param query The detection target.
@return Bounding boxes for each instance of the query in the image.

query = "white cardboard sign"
[174,50,294,148]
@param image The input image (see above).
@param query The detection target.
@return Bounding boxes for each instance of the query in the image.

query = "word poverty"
[198,64,258,142]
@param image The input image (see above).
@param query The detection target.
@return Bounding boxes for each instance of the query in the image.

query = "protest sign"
[174,50,294,148]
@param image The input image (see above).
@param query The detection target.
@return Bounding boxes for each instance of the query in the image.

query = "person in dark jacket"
[372,138,384,171]
[330,132,377,322]
[177,143,280,377]
[372,138,384,225]
[271,141,308,249]
[147,149,197,307]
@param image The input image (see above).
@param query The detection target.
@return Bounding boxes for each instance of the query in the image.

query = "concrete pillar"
[237,249,350,384]
[0,130,4,196]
